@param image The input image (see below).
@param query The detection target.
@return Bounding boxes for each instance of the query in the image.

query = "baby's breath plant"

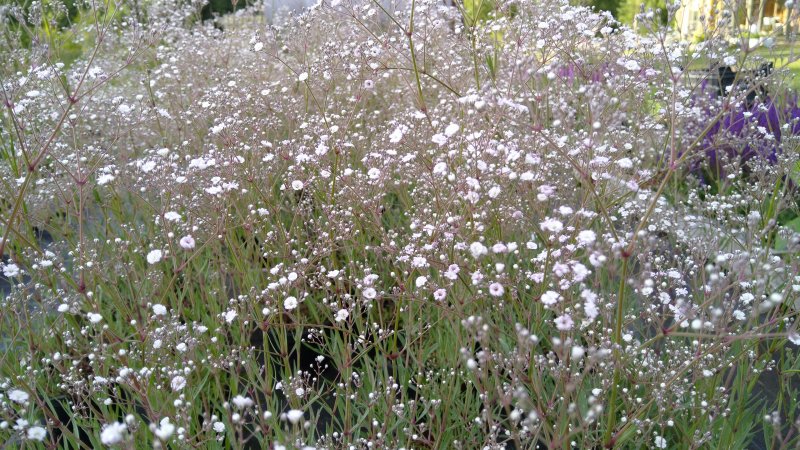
[1,0,800,448]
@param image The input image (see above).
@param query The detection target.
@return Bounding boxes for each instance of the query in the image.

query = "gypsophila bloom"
[213,421,225,432]
[26,426,46,441]
[554,314,574,331]
[654,436,667,449]
[152,304,167,316]
[470,242,488,258]
[541,290,560,306]
[335,309,349,322]
[171,376,186,391]
[433,289,446,301]
[153,418,175,440]
[101,422,127,445]
[286,409,304,424]
[2,263,20,278]
[164,211,182,222]
[415,276,427,288]
[291,180,304,191]
[8,389,29,404]
[179,235,196,250]
[298,72,308,82]
[362,287,377,300]
[488,282,505,297]
[89,313,103,324]
[540,217,563,234]
[232,395,254,409]
[146,249,163,264]
[284,296,298,310]
[577,230,596,245]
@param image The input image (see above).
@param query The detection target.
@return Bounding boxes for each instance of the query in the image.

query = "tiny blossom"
[291,180,304,191]
[433,161,448,175]
[488,282,505,297]
[470,242,488,258]
[171,376,186,391]
[335,309,349,322]
[444,123,460,137]
[540,217,563,233]
[577,230,596,245]
[286,409,304,424]
[2,263,20,278]
[213,421,225,433]
[164,211,182,222]
[415,276,427,288]
[554,314,574,331]
[232,395,254,409]
[146,249,163,264]
[154,418,175,440]
[654,436,667,449]
[432,133,447,145]
[541,290,560,306]
[284,296,298,310]
[8,389,29,404]
[89,313,103,324]
[253,42,263,51]
[26,426,46,441]
[433,289,446,301]
[298,72,308,82]
[152,304,167,316]
[101,422,127,445]
[179,235,196,250]
[363,287,377,300]
[367,168,381,179]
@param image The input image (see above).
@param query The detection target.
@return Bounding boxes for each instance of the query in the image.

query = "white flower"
[26,426,46,441]
[146,249,163,265]
[654,436,667,449]
[8,389,29,404]
[541,290,560,306]
[335,309,349,322]
[389,125,406,143]
[291,180,304,191]
[254,42,264,51]
[232,395,254,409]
[616,157,633,169]
[101,422,127,445]
[367,168,381,179]
[432,133,447,145]
[433,162,448,175]
[152,304,167,316]
[213,421,225,433]
[540,217,563,233]
[298,72,308,82]
[154,418,175,440]
[554,314,574,331]
[224,310,237,323]
[415,276,427,288]
[286,409,304,424]
[170,376,186,391]
[2,263,20,278]
[284,296,298,310]
[140,161,156,173]
[89,313,103,323]
[97,173,115,185]
[488,282,504,297]
[577,230,596,245]
[164,211,181,222]
[444,123,460,137]
[363,287,377,300]
[179,235,196,250]
[470,242,488,258]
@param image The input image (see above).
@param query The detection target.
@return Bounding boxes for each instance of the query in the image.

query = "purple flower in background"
[685,84,800,182]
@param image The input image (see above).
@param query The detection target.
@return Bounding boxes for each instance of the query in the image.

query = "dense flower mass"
[0,0,799,448]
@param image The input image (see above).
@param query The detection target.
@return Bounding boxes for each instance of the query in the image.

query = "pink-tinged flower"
[554,314,574,331]
[488,282,505,297]
[180,235,196,250]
